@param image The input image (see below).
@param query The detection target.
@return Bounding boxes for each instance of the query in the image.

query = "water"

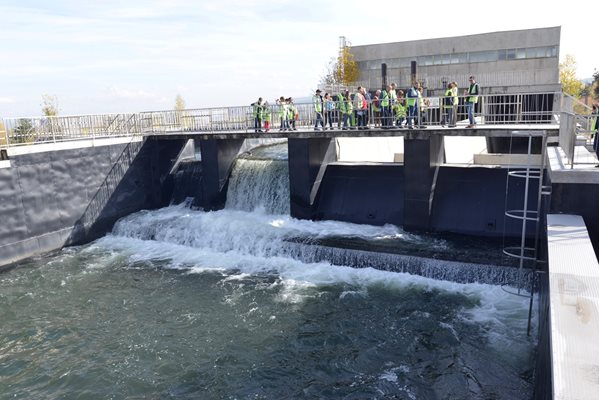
[0,144,537,399]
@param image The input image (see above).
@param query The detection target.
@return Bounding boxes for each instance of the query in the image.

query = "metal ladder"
[502,130,549,335]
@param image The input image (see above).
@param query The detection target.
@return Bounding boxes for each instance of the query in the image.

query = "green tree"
[559,55,584,97]
[41,94,59,116]
[12,119,34,143]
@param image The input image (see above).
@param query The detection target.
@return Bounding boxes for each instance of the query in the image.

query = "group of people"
[311,76,480,130]
[251,97,300,133]
[251,76,481,132]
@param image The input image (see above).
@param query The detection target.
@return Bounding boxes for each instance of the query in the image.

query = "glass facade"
[357,45,558,71]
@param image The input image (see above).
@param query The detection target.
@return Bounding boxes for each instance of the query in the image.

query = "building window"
[516,48,526,59]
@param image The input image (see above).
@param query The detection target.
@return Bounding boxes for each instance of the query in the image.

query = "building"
[350,27,561,95]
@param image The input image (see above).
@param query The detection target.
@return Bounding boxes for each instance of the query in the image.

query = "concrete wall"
[314,164,539,238]
[350,26,560,92]
[351,27,561,59]
[0,138,186,268]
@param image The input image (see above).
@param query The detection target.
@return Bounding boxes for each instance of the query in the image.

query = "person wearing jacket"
[380,86,390,128]
[324,93,335,130]
[277,96,289,131]
[353,87,366,130]
[441,83,454,127]
[288,98,297,131]
[313,89,325,131]
[451,81,458,127]
[339,90,353,130]
[252,97,263,133]
[465,76,479,128]
[406,81,419,129]
[262,101,271,132]
[394,90,407,128]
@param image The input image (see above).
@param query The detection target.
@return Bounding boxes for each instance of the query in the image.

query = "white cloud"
[0,97,14,104]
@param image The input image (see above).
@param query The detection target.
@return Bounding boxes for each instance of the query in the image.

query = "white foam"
[91,204,534,347]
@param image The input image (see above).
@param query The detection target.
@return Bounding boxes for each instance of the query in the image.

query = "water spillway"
[0,143,538,399]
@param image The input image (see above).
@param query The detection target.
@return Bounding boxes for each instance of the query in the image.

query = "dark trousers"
[254,117,262,131]
[325,111,334,128]
[315,112,324,128]
[407,105,418,127]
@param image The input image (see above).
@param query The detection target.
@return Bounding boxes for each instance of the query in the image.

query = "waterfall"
[225,157,290,215]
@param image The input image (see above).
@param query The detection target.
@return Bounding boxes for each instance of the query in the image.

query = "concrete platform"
[151,124,559,141]
[547,146,599,184]
[546,214,599,400]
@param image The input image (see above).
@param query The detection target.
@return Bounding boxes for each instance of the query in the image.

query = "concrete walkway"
[546,214,599,400]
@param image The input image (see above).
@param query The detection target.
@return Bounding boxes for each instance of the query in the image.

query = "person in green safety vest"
[313,89,324,131]
[464,76,480,128]
[440,83,454,128]
[252,97,263,133]
[276,96,289,131]
[288,98,297,131]
[406,81,419,129]
[339,90,353,130]
[372,89,381,127]
[262,101,271,132]
[394,90,407,128]
[380,86,390,128]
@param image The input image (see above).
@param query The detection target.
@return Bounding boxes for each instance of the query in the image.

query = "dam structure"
[1,90,598,399]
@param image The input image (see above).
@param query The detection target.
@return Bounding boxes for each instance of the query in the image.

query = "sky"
[0,0,595,117]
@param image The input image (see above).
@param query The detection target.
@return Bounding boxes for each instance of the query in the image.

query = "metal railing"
[558,111,599,167]
[0,91,562,148]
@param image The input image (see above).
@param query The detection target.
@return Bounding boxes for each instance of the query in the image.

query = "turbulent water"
[0,144,537,399]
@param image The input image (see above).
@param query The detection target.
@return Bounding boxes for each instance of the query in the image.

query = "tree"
[319,44,360,87]
[41,94,59,116]
[559,55,584,97]
[592,70,599,99]
[174,94,186,111]
[334,46,359,85]
[174,94,187,129]
[320,58,338,86]
[12,119,34,143]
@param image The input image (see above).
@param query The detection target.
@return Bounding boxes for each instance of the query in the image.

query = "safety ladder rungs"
[507,170,542,179]
[503,246,537,261]
[505,210,540,222]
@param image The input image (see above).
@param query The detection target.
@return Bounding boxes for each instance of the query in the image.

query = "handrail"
[1,91,562,148]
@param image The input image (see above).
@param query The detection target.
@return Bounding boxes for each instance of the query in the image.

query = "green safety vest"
[252,103,262,118]
[288,104,296,120]
[380,90,389,107]
[406,88,417,107]
[395,102,406,117]
[345,96,353,114]
[313,95,323,112]
[468,83,479,103]
[263,106,271,122]
[278,103,288,118]
[442,89,453,109]
[389,89,397,104]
